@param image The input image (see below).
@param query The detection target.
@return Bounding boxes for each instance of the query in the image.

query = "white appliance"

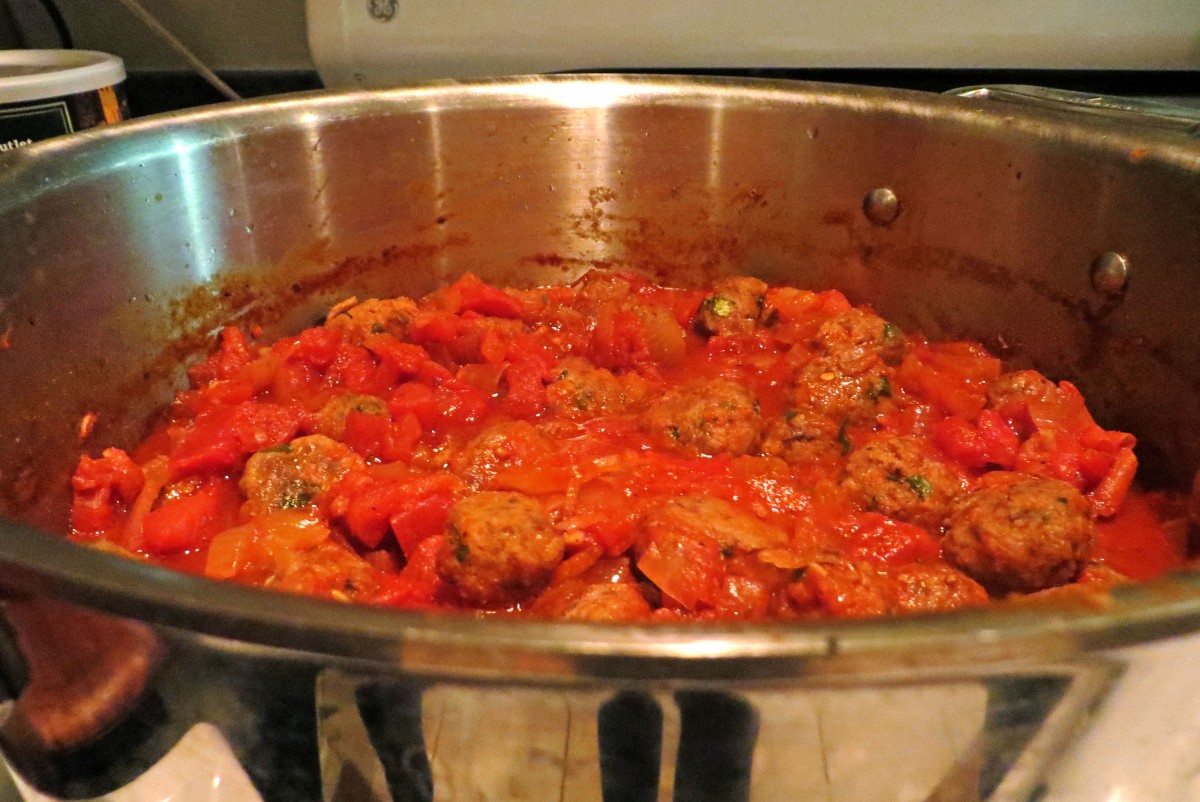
[306,0,1200,87]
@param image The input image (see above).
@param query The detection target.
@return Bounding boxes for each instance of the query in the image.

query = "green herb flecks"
[867,375,892,401]
[704,295,737,318]
[279,490,314,509]
[837,420,853,455]
[448,525,470,563]
[904,474,934,500]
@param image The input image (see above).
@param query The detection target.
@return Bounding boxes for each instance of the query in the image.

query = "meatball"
[787,356,893,427]
[642,378,761,457]
[451,421,550,488]
[788,560,893,618]
[562,583,652,622]
[642,496,788,554]
[785,310,902,429]
[271,542,380,601]
[692,276,769,338]
[841,437,962,530]
[545,358,627,420]
[887,563,989,613]
[986,370,1061,411]
[313,393,388,439]
[241,435,362,514]
[437,491,564,607]
[814,308,907,372]
[757,411,841,465]
[942,474,1095,595]
[324,296,418,342]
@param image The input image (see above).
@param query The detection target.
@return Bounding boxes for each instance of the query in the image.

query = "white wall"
[52,0,313,71]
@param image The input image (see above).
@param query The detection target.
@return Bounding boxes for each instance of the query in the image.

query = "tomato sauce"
[67,271,1188,620]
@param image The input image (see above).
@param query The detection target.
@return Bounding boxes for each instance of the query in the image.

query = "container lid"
[0,50,126,105]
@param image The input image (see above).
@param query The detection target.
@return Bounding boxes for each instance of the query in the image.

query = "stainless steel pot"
[0,75,1198,801]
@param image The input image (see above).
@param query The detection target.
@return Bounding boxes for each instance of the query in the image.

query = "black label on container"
[0,102,72,153]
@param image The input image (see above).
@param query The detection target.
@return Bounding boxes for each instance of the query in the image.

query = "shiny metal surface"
[0,75,1198,799]
[1090,251,1132,296]
[861,187,901,226]
[951,84,1200,137]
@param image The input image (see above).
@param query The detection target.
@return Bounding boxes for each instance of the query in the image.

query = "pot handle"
[948,85,1200,137]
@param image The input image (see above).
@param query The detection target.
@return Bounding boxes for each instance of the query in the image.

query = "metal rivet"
[368,0,398,21]
[863,188,900,226]
[1091,251,1130,296]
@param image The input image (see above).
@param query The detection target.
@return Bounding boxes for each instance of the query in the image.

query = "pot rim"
[3,73,1200,684]
[6,515,1200,684]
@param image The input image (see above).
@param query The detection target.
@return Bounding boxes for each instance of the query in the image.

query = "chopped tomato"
[335,470,464,550]
[187,327,253,386]
[591,309,653,372]
[168,401,301,478]
[67,270,1180,621]
[371,535,447,609]
[140,480,241,554]
[388,382,439,425]
[70,448,145,538]
[932,409,1019,470]
[448,273,524,318]
[839,513,942,567]
[897,342,1000,419]
[341,410,422,463]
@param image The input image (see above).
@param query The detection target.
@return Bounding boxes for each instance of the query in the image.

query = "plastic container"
[0,50,128,154]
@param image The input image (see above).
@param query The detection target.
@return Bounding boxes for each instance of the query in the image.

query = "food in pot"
[67,271,1188,620]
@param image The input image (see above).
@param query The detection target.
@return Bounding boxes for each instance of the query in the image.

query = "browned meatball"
[787,356,893,426]
[313,393,388,439]
[241,435,363,514]
[841,437,963,530]
[451,421,549,488]
[271,542,381,601]
[887,563,989,613]
[942,474,1095,595]
[692,276,769,338]
[642,495,788,554]
[437,491,564,607]
[757,411,841,465]
[986,370,1061,411]
[787,560,893,618]
[642,378,761,457]
[562,583,652,622]
[815,308,907,371]
[324,296,418,342]
[545,358,627,420]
